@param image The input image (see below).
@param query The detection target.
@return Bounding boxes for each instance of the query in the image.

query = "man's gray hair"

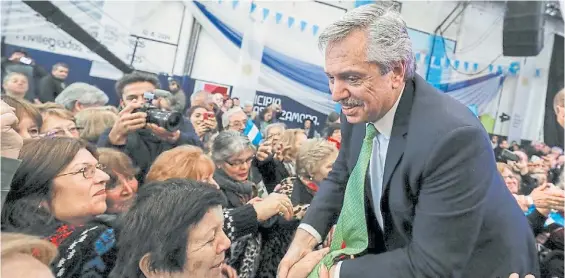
[190,90,208,103]
[55,82,109,111]
[318,4,415,80]
[222,107,245,129]
[265,123,286,135]
[211,130,254,164]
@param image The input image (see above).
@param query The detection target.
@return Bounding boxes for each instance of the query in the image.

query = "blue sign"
[253,91,328,130]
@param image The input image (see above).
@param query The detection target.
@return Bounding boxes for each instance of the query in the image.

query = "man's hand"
[508,160,528,175]
[319,263,337,278]
[147,124,181,143]
[108,102,146,145]
[256,141,273,161]
[286,248,330,278]
[1,100,23,159]
[530,183,565,210]
[278,229,320,278]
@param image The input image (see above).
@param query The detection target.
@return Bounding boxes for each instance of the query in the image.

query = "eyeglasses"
[225,156,255,167]
[56,163,106,179]
[42,126,82,138]
[229,121,246,129]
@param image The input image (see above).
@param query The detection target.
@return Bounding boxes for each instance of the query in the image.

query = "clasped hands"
[278,230,337,278]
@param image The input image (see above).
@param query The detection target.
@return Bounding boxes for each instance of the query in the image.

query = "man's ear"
[391,61,407,89]
[139,253,154,277]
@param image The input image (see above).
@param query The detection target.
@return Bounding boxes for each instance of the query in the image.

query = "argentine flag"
[244,119,262,146]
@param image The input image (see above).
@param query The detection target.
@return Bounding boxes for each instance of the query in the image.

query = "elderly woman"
[75,107,118,144]
[109,179,233,278]
[1,137,116,277]
[1,95,42,139]
[2,72,29,100]
[256,138,338,277]
[54,82,109,114]
[211,131,293,277]
[39,108,80,138]
[97,148,138,223]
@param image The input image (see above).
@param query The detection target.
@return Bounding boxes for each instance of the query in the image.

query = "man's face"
[52,66,69,80]
[243,104,253,115]
[228,111,247,133]
[500,140,509,149]
[169,83,179,92]
[121,81,156,107]
[233,98,240,106]
[325,29,405,124]
[556,105,564,128]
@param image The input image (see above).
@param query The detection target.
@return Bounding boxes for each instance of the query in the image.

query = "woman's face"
[304,120,312,129]
[225,99,233,108]
[263,109,273,122]
[3,75,28,98]
[311,150,339,183]
[501,168,519,194]
[190,107,207,126]
[184,206,231,278]
[41,116,80,138]
[266,127,283,144]
[50,149,110,224]
[16,114,40,139]
[221,149,255,182]
[105,173,138,214]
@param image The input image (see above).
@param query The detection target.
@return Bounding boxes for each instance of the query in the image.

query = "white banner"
[507,58,536,144]
[231,17,266,105]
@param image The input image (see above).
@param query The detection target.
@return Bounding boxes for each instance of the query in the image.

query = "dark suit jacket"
[302,75,539,278]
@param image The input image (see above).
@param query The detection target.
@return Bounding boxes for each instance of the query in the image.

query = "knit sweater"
[223,204,258,241]
[47,223,117,277]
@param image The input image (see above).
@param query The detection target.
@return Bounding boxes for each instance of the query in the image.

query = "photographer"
[97,72,201,182]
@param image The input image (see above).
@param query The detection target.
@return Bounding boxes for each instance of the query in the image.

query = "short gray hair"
[211,130,254,164]
[190,90,208,103]
[318,4,415,80]
[296,138,338,178]
[55,82,109,110]
[265,123,286,136]
[222,107,246,129]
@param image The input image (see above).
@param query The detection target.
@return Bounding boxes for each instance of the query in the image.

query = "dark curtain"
[543,34,564,148]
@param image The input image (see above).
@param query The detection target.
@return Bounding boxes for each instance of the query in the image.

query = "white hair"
[55,82,109,110]
[318,4,415,80]
[222,107,245,129]
[190,90,208,103]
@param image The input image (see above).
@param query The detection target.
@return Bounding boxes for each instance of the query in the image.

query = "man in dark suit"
[278,4,539,278]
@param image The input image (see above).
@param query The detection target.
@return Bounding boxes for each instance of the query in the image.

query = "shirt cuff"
[298,223,323,244]
[334,261,342,278]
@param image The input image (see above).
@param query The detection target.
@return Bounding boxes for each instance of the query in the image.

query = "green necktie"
[309,124,378,277]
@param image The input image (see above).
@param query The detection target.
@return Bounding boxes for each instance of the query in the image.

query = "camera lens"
[146,109,182,132]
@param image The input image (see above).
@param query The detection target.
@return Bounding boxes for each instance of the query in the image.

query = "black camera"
[134,92,182,132]
[501,149,520,162]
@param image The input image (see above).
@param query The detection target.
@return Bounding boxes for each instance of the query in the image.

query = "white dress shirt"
[297,85,405,277]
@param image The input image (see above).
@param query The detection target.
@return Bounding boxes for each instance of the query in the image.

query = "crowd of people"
[1,4,564,278]
[0,69,347,277]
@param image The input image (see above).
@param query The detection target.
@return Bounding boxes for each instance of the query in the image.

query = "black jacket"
[38,74,65,103]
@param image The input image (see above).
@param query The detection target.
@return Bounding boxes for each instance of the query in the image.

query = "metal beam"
[23,0,133,74]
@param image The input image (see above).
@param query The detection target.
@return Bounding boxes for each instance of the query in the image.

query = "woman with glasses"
[39,108,81,138]
[211,131,293,277]
[1,137,116,277]
[1,95,42,139]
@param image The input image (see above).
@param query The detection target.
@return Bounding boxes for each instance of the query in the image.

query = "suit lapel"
[382,79,415,193]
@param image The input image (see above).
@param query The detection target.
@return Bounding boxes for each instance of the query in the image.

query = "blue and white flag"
[244,119,262,146]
